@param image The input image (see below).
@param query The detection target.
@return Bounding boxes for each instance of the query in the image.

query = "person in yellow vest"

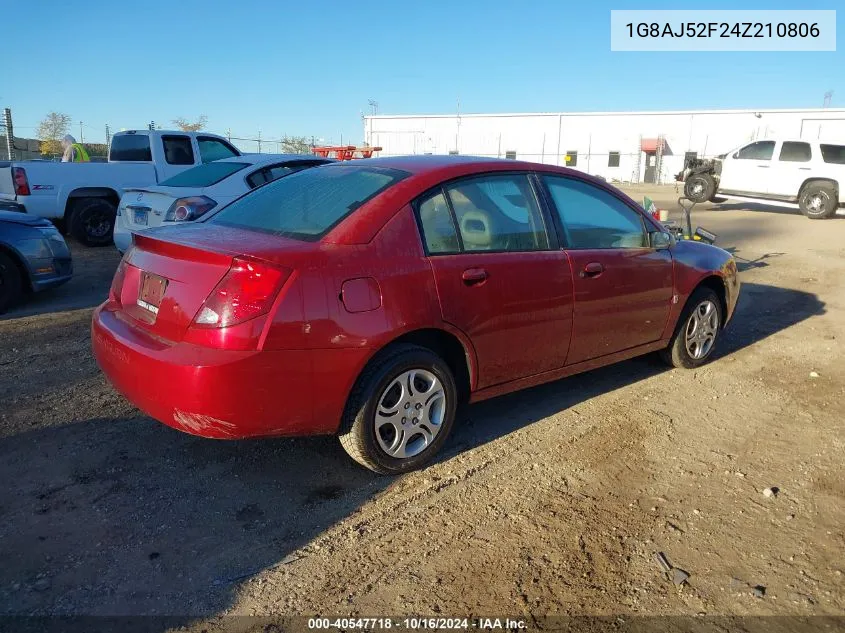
[61,135,90,162]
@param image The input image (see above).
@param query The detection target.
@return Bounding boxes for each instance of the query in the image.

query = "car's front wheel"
[0,251,24,314]
[684,173,716,204]
[661,287,723,369]
[339,344,458,474]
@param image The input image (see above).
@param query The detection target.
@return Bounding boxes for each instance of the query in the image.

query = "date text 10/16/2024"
[307,618,528,630]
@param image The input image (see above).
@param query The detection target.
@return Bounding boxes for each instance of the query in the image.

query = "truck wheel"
[0,251,24,315]
[799,182,838,219]
[69,198,117,246]
[684,174,716,203]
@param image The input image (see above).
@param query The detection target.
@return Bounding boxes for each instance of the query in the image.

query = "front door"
[719,140,776,195]
[541,175,674,365]
[416,173,573,389]
[643,152,657,183]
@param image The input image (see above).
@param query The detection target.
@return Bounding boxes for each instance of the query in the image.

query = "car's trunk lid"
[117,224,312,342]
[120,187,185,231]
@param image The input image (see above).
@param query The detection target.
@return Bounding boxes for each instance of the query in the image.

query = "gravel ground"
[1,188,843,629]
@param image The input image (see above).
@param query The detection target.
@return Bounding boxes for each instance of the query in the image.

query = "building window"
[684,151,698,168]
[608,152,620,167]
[449,150,459,155]
[565,151,577,167]
[505,150,517,160]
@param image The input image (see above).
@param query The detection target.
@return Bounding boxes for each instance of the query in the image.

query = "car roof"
[349,154,531,174]
[215,154,332,167]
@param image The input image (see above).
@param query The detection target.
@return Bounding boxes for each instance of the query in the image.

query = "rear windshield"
[209,165,408,240]
[820,144,845,165]
[159,161,249,187]
[109,134,152,161]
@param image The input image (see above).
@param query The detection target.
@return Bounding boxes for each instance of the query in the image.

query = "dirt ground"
[1,186,844,629]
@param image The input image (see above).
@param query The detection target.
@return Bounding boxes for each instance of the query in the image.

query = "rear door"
[769,141,814,199]
[159,134,197,181]
[718,140,776,195]
[418,173,573,389]
[540,175,673,366]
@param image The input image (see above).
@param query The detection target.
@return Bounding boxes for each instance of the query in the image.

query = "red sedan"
[92,156,740,474]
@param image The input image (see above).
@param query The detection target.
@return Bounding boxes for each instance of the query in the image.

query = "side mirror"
[732,152,739,159]
[650,231,673,250]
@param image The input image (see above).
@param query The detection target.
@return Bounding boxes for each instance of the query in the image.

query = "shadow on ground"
[0,283,825,625]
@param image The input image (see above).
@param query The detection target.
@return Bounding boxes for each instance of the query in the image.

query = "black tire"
[0,251,24,315]
[799,182,838,220]
[338,344,458,475]
[660,287,723,369]
[69,198,116,246]
[684,173,716,204]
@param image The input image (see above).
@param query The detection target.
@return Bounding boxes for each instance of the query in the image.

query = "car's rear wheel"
[339,344,458,474]
[799,182,838,219]
[661,287,723,369]
[684,173,716,203]
[0,251,24,315]
[70,198,117,246]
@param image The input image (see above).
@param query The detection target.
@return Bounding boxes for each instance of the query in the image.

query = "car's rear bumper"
[91,304,365,439]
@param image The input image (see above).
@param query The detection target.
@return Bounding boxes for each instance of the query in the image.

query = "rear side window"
[198,137,239,163]
[109,134,152,161]
[246,161,325,189]
[159,162,249,187]
[820,144,845,164]
[736,141,775,160]
[417,192,459,254]
[779,142,811,162]
[443,174,549,252]
[163,135,195,165]
[544,176,646,249]
[210,165,407,241]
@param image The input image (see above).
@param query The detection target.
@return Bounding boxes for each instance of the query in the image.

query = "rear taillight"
[109,247,133,303]
[192,258,290,329]
[165,196,217,222]
[12,167,30,196]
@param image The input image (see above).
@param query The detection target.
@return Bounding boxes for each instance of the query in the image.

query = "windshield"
[209,165,408,240]
[159,161,250,187]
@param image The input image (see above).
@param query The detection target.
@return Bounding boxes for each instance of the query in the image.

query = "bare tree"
[36,112,72,157]
[172,115,208,132]
[280,135,312,154]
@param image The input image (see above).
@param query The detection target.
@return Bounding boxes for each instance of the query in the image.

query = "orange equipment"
[312,145,382,161]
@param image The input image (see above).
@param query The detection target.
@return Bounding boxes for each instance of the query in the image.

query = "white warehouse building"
[363,108,845,184]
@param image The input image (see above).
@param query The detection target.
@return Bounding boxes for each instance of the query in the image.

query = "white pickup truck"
[679,138,845,219]
[0,130,241,245]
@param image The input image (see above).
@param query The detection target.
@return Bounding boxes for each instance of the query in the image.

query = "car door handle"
[580,262,604,278]
[799,167,811,170]
[461,268,488,286]
[757,165,770,168]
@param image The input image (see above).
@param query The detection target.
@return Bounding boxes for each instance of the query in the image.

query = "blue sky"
[3,0,842,148]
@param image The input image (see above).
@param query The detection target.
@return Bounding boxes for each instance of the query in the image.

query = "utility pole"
[368,99,378,116]
[105,124,111,153]
[257,130,262,153]
[226,128,232,143]
[823,90,834,108]
[3,108,13,161]
[149,121,155,131]
[79,121,84,143]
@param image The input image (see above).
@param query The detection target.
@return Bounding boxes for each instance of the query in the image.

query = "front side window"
[417,191,459,254]
[820,144,845,164]
[198,137,239,163]
[162,135,195,165]
[779,142,812,162]
[736,141,775,161]
[443,174,549,252]
[210,165,407,241]
[543,176,646,249]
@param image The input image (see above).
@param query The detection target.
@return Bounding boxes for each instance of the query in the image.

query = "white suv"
[682,139,845,219]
